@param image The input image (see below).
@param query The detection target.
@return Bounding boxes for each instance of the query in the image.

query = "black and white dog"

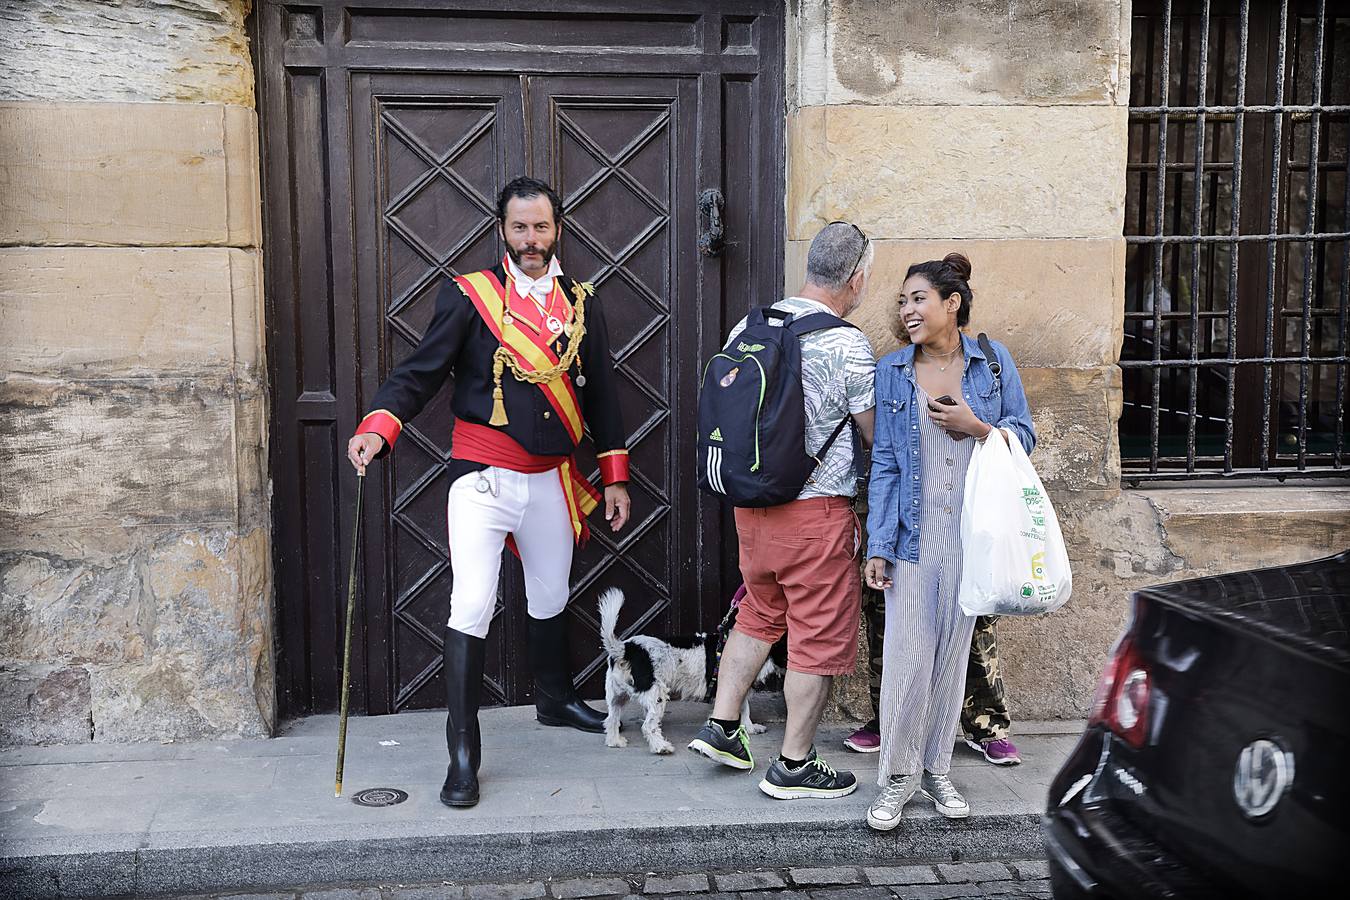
[598,586,787,754]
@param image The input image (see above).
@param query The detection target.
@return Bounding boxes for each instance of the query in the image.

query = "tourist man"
[688,222,876,799]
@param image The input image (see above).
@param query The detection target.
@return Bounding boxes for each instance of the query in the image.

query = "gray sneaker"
[687,720,754,771]
[866,773,917,831]
[758,748,857,800]
[921,771,970,818]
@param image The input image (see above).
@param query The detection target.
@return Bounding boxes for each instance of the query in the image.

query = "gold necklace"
[919,343,961,372]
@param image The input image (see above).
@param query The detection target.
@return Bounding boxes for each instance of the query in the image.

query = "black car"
[1042,550,1349,898]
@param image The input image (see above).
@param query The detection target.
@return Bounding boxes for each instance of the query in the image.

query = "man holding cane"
[347,176,631,808]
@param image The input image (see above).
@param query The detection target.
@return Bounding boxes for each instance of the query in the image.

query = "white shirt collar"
[506,254,564,302]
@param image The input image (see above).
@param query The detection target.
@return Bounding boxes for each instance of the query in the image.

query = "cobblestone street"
[188,859,1052,900]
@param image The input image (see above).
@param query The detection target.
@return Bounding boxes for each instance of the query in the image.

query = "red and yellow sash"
[452,272,599,543]
[453,268,585,444]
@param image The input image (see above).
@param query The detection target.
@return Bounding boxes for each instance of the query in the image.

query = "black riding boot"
[528,611,606,733]
[440,626,485,807]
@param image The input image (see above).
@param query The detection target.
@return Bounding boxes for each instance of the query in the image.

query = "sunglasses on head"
[827,220,869,278]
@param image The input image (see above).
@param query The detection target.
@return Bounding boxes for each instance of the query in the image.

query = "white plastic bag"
[957,432,1072,616]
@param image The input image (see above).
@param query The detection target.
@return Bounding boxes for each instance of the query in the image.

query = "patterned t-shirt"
[725,297,877,499]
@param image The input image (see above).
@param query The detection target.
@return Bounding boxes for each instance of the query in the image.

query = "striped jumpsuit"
[876,384,977,783]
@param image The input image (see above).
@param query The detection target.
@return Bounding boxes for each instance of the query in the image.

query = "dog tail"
[597,587,626,661]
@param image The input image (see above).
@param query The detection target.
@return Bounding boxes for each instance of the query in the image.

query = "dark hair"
[496,176,563,224]
[904,252,974,327]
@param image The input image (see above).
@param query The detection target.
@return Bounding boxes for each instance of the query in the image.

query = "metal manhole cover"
[352,787,408,807]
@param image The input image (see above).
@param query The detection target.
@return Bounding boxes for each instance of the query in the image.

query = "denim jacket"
[865,333,1036,566]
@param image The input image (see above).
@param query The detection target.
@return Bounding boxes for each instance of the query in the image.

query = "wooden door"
[258,1,785,716]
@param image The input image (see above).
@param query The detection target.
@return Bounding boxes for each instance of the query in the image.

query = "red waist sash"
[450,419,601,544]
[451,419,567,472]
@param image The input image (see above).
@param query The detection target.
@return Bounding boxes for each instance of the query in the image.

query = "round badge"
[502,314,514,326]
[575,374,587,387]
[547,316,563,334]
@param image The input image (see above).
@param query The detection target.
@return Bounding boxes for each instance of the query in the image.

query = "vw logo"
[1233,738,1293,819]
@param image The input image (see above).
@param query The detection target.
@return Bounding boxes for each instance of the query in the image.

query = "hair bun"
[942,252,972,281]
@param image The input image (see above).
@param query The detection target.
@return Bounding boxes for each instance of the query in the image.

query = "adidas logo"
[709,427,723,442]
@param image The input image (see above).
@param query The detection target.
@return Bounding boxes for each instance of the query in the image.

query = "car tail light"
[1089,628,1151,749]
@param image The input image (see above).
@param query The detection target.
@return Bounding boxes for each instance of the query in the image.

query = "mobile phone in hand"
[932,395,958,406]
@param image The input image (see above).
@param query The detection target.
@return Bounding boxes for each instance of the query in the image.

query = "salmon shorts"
[733,496,862,676]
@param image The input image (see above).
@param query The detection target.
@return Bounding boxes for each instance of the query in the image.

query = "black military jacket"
[361,263,627,485]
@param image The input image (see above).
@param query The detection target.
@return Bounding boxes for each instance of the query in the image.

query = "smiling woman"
[863,250,1037,832]
[891,252,974,345]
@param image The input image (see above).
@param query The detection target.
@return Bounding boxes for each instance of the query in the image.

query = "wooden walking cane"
[335,471,365,797]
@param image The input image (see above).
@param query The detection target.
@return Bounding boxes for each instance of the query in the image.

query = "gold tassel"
[489,353,509,426]
[489,386,508,426]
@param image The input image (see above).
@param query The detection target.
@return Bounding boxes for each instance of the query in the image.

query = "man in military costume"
[346,177,631,808]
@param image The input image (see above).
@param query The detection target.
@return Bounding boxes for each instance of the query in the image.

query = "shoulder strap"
[787,311,859,336]
[812,414,854,463]
[792,311,862,473]
[977,332,1002,381]
[805,414,858,487]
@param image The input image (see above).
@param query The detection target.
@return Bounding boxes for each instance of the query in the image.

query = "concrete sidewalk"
[0,702,1083,898]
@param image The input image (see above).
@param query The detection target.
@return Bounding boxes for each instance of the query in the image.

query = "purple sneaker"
[965,737,1021,765]
[844,720,881,753]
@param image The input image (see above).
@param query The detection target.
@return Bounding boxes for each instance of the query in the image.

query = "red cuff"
[356,409,402,451]
[597,449,629,485]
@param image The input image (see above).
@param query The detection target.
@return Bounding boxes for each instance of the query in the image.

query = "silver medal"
[575,374,587,388]
[502,314,514,327]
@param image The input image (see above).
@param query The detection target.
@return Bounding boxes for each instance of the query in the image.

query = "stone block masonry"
[0,1,272,745]
[0,102,261,246]
[0,0,254,106]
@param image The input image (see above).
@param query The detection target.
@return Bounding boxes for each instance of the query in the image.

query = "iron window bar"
[1131,103,1350,113]
[1127,231,1350,242]
[1122,0,1348,484]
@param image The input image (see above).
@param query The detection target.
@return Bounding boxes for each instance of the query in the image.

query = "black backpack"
[697,307,861,507]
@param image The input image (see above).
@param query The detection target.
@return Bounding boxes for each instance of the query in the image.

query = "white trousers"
[446,467,575,638]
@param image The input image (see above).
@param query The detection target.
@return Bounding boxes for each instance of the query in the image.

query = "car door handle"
[698,188,725,257]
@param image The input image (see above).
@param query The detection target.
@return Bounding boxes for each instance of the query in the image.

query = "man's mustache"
[508,242,555,264]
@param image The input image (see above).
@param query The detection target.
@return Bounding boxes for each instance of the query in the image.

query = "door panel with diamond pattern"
[530,77,696,697]
[260,1,785,716]
[355,72,527,711]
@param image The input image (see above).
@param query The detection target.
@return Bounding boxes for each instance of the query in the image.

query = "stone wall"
[787,0,1350,723]
[0,1,273,744]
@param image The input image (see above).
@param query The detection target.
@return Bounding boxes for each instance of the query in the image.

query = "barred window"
[1123,0,1348,481]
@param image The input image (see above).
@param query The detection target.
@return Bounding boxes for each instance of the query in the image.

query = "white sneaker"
[866,774,916,831]
[921,771,970,818]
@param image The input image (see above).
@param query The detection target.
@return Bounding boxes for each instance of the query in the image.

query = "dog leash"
[707,584,749,698]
